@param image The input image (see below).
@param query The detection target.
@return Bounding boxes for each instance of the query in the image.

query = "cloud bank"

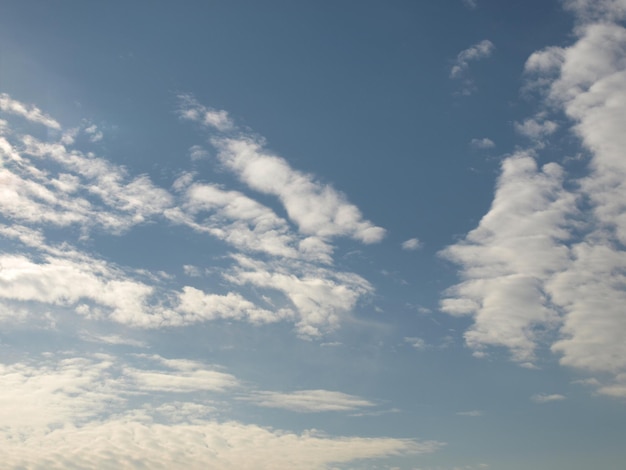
[442,2,626,397]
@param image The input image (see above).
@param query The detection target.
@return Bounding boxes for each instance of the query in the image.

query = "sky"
[0,0,626,468]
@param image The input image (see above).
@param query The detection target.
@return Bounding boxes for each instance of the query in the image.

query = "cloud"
[402,237,422,251]
[470,138,495,149]
[177,94,386,245]
[189,144,209,160]
[124,356,240,393]
[0,131,173,234]
[450,40,495,80]
[443,11,626,398]
[79,331,147,347]
[0,353,441,469]
[177,286,294,324]
[440,153,576,364]
[0,93,384,339]
[462,0,478,9]
[514,116,558,141]
[531,393,566,403]
[170,179,314,260]
[562,0,626,22]
[456,410,483,417]
[84,123,103,142]
[0,93,61,129]
[241,389,376,412]
[212,136,386,244]
[405,337,428,350]
[224,254,373,338]
[177,93,234,131]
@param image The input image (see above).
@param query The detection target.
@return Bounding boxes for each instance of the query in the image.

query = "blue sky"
[1,1,626,468]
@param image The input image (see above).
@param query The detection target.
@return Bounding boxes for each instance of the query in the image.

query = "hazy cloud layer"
[0,353,440,469]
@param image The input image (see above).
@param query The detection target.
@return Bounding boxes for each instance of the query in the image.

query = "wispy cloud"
[450,40,495,94]
[0,93,384,340]
[470,137,495,149]
[462,0,478,9]
[0,93,61,129]
[402,237,422,251]
[0,353,441,468]
[456,410,483,417]
[405,336,428,350]
[177,94,386,245]
[531,393,566,403]
[241,389,376,412]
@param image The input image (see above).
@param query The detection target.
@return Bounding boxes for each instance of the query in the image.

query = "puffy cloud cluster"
[442,4,626,396]
[0,92,385,339]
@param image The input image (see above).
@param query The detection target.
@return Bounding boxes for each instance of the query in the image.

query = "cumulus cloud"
[212,136,386,244]
[177,94,386,245]
[470,138,495,149]
[450,40,495,79]
[177,286,294,324]
[562,0,626,22]
[177,93,234,131]
[0,93,382,338]
[440,153,576,363]
[443,9,626,397]
[224,254,373,338]
[514,116,558,141]
[402,237,422,251]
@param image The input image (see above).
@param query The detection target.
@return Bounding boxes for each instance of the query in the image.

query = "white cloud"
[450,40,495,79]
[0,93,61,129]
[0,252,159,326]
[444,13,626,398]
[172,180,310,260]
[241,389,376,412]
[189,144,209,160]
[124,358,240,393]
[514,116,558,140]
[224,254,373,338]
[0,92,384,339]
[84,123,103,142]
[525,46,566,75]
[405,337,427,350]
[183,264,203,277]
[212,136,386,244]
[402,237,422,251]
[562,0,626,22]
[456,410,483,417]
[0,353,442,469]
[470,138,495,149]
[0,129,173,234]
[177,93,234,131]
[79,331,147,347]
[440,153,576,363]
[530,393,566,403]
[177,94,385,245]
[177,286,294,324]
